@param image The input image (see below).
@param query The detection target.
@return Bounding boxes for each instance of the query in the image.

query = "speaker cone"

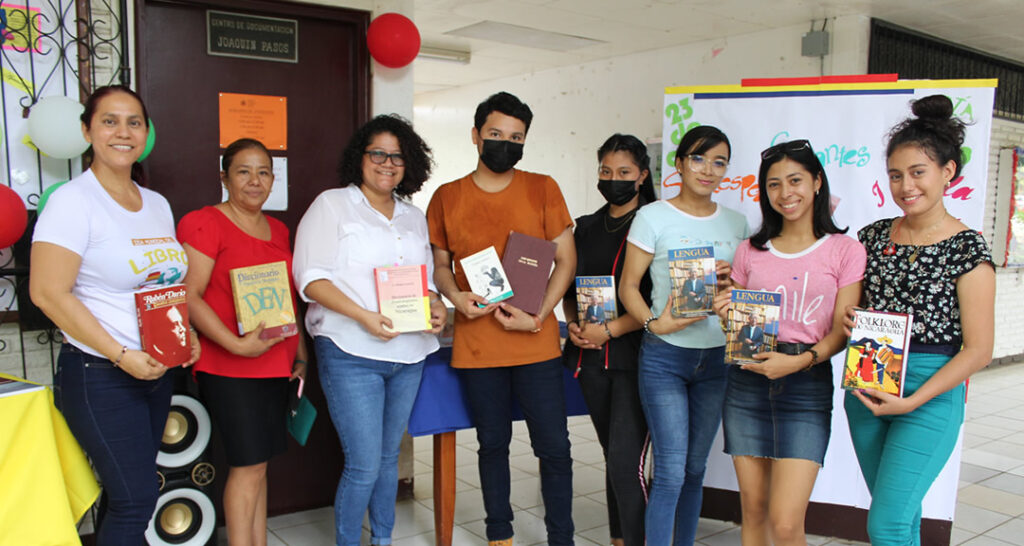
[158,394,211,469]
[145,487,215,546]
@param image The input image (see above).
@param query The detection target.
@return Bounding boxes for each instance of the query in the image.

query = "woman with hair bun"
[562,133,655,546]
[844,94,995,544]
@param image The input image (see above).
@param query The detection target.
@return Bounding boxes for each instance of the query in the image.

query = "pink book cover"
[374,264,431,333]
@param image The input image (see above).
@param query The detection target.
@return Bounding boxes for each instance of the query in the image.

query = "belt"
[61,343,117,368]
[775,342,813,356]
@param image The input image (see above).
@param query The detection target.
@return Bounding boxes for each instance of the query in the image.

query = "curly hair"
[337,114,433,198]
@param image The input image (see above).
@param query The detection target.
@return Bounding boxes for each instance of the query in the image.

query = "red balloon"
[0,184,27,249]
[367,13,421,68]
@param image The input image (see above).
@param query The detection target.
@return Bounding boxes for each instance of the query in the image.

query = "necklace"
[888,213,948,263]
[604,208,636,233]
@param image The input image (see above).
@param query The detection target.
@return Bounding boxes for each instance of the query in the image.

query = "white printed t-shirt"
[32,169,188,357]
[627,200,749,348]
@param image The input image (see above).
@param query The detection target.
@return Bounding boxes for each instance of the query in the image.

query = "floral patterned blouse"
[859,218,992,346]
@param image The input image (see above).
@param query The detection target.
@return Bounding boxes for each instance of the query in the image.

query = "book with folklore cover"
[374,264,432,333]
[725,289,782,365]
[460,246,513,305]
[575,276,616,325]
[134,284,191,367]
[229,261,298,340]
[501,231,557,316]
[668,246,716,318]
[842,309,913,397]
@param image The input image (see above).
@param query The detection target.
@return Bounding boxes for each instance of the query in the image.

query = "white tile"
[571,439,607,465]
[389,499,436,539]
[576,522,611,545]
[526,494,608,534]
[954,502,1014,534]
[509,476,544,510]
[267,506,333,531]
[984,517,1024,544]
[951,527,977,545]
[961,449,1024,472]
[392,525,483,546]
[572,464,608,496]
[452,489,489,524]
[697,524,743,545]
[958,535,1015,545]
[271,518,336,545]
[695,517,737,539]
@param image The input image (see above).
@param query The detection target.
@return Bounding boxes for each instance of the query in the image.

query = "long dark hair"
[886,94,967,179]
[749,140,847,250]
[337,114,433,199]
[597,133,656,203]
[80,85,151,185]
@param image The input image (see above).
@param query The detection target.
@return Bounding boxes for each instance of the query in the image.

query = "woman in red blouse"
[178,138,308,545]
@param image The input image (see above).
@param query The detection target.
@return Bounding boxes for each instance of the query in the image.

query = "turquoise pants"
[844,352,964,546]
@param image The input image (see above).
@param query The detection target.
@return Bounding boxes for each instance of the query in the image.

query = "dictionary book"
[575,276,617,324]
[460,246,514,305]
[374,264,432,333]
[501,232,557,316]
[134,284,191,367]
[229,261,298,340]
[668,246,716,318]
[843,310,913,397]
[725,289,782,365]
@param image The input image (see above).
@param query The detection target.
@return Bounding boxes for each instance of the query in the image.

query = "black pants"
[578,366,649,546]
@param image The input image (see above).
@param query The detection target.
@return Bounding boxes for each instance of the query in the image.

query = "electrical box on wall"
[802,30,829,57]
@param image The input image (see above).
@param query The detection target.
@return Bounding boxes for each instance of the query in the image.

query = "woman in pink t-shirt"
[713,139,865,546]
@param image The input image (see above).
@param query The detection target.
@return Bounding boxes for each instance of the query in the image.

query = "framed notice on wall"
[218,92,287,150]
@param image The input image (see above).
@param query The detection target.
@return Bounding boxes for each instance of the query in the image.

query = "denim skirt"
[723,358,833,465]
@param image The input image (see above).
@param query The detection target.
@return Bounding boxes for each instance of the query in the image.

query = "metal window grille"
[0,0,129,380]
[869,19,1024,121]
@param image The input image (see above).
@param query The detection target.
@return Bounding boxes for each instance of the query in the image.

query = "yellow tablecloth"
[0,374,99,546]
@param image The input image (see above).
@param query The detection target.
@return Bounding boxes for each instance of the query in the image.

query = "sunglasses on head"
[760,139,812,161]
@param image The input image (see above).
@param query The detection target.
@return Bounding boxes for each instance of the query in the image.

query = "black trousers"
[577,366,650,546]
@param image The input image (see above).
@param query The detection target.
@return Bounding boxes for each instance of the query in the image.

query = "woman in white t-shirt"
[30,85,199,545]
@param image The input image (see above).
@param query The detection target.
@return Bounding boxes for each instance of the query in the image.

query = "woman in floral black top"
[844,95,995,545]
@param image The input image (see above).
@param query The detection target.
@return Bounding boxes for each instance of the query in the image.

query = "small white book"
[460,246,514,304]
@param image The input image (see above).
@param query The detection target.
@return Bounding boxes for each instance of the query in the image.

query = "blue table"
[407,347,589,545]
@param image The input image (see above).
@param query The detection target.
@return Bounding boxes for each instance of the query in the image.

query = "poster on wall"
[661,76,997,521]
[218,92,288,150]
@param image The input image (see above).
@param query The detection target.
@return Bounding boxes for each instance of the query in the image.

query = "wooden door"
[136,0,369,516]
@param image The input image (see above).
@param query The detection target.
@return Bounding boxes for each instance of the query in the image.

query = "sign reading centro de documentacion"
[207,10,297,63]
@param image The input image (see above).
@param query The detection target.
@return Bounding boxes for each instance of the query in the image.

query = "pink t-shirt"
[731,234,866,344]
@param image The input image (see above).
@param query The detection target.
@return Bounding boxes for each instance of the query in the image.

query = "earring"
[815,189,819,196]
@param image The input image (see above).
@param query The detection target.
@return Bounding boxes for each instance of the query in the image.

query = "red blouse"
[177,206,299,378]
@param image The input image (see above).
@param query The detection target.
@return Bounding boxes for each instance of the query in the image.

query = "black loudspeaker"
[146,393,217,546]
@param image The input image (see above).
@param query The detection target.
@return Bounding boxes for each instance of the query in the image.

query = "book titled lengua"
[374,264,432,333]
[576,276,616,325]
[843,310,913,397]
[668,246,716,318]
[135,284,191,367]
[725,289,782,365]
[502,232,557,316]
[460,246,513,305]
[229,261,298,340]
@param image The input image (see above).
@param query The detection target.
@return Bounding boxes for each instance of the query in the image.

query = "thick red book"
[134,284,191,367]
[500,231,556,316]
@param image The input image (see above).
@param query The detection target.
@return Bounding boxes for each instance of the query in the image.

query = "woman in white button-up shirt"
[293,115,446,546]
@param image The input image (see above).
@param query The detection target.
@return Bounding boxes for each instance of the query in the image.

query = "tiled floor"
[244,361,1024,545]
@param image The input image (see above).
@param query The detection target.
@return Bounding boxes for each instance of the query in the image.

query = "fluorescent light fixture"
[445,21,605,52]
[418,46,472,64]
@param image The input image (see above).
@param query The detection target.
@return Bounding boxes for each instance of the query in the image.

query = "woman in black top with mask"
[563,133,654,546]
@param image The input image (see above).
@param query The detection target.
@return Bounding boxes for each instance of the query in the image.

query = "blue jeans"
[845,352,963,546]
[315,337,425,546]
[637,335,727,546]
[53,344,173,546]
[461,358,574,545]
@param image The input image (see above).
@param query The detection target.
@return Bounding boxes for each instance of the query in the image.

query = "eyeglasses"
[364,150,405,166]
[760,139,812,161]
[686,154,729,174]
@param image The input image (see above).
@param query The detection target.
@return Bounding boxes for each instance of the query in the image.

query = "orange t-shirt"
[427,170,573,369]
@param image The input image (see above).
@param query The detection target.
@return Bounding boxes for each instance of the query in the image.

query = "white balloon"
[27,95,90,159]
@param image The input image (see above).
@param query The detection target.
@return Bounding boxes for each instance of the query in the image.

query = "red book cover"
[500,231,556,316]
[134,284,191,367]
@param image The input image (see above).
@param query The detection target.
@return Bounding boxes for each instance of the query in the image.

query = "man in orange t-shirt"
[427,92,577,546]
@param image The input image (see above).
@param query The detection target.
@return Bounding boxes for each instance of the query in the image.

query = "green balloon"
[138,119,156,162]
[37,180,69,213]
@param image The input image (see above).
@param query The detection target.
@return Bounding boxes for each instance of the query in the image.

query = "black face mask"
[480,139,523,173]
[597,178,639,206]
